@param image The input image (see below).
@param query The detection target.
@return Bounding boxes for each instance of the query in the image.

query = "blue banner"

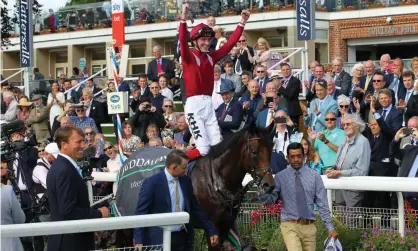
[19,0,33,67]
[296,0,316,41]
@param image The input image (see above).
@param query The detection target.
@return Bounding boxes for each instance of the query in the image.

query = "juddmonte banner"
[296,0,315,41]
[115,147,174,216]
[19,0,34,67]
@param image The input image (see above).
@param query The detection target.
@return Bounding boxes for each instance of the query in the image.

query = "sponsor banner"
[296,0,315,41]
[111,0,125,48]
[19,0,34,67]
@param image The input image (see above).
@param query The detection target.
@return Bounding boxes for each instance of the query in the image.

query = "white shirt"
[273,128,289,156]
[212,79,223,109]
[86,101,93,117]
[13,153,27,191]
[59,153,81,176]
[106,154,126,173]
[161,88,174,101]
[32,158,51,189]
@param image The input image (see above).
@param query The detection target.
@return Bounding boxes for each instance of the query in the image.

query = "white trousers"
[184,95,222,156]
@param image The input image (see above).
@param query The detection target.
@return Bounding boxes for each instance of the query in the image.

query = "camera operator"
[132,97,166,143]
[32,143,60,198]
[46,126,109,251]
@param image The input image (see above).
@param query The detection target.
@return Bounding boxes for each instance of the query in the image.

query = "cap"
[269,72,282,82]
[190,23,215,41]
[31,94,43,101]
[71,103,88,109]
[217,80,235,94]
[45,143,60,158]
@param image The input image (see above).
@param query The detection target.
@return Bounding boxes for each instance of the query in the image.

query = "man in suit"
[359,60,376,94]
[63,79,81,103]
[215,80,243,139]
[398,116,418,148]
[302,80,338,132]
[331,57,352,96]
[380,54,395,85]
[278,63,302,127]
[388,58,407,105]
[390,127,418,209]
[305,64,326,102]
[371,88,403,135]
[149,81,166,114]
[363,118,397,208]
[80,78,101,96]
[255,65,269,95]
[326,78,342,101]
[256,91,287,128]
[134,150,219,251]
[47,127,109,251]
[147,45,175,82]
[82,88,106,133]
[396,71,418,125]
[131,74,152,112]
[308,60,319,84]
[131,97,166,142]
[237,35,254,72]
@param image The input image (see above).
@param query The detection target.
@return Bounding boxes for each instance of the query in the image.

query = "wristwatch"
[323,139,329,145]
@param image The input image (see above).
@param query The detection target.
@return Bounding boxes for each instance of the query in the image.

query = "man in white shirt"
[32,143,60,197]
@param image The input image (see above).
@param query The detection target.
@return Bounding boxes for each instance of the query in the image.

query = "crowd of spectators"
[2,13,418,251]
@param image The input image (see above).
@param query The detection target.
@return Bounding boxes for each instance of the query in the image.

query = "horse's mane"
[207,122,273,159]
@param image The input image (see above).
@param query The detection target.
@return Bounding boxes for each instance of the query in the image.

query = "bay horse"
[190,122,275,251]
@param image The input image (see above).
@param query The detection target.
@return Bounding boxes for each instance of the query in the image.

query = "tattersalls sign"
[296,0,316,41]
[19,0,34,67]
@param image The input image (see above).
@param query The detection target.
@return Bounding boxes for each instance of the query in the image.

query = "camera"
[1,120,31,162]
[274,117,287,124]
[266,97,274,104]
[144,104,151,109]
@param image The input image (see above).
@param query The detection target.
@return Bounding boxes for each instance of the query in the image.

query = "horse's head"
[242,122,275,193]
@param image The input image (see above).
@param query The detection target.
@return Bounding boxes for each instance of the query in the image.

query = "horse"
[190,122,276,251]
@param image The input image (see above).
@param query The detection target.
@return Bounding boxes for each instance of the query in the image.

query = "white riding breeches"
[184,95,222,156]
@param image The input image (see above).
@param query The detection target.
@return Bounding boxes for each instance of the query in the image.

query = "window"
[91,50,106,60]
[130,47,146,58]
[132,64,146,75]
[55,51,68,63]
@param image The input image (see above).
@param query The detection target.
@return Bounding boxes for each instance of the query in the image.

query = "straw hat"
[17,97,33,107]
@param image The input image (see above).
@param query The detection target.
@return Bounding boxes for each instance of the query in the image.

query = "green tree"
[65,0,105,6]
[1,0,13,48]
[11,0,43,25]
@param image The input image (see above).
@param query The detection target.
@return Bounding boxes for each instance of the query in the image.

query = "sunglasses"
[104,146,113,152]
[339,105,349,109]
[238,40,246,42]
[75,109,85,112]
[257,71,265,73]
[343,122,353,127]
[85,132,94,136]
[325,118,337,121]
[60,78,65,80]
[164,105,173,108]
[150,86,159,89]
[373,80,383,82]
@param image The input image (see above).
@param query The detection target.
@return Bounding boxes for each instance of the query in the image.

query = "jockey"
[179,3,250,160]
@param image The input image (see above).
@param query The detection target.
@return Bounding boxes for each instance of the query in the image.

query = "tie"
[381,109,387,120]
[411,139,417,146]
[259,80,263,94]
[173,179,181,212]
[295,170,309,219]
[157,59,163,74]
[269,110,274,125]
[235,59,242,75]
[76,166,83,178]
[220,104,227,120]
[365,76,371,91]
[373,136,378,144]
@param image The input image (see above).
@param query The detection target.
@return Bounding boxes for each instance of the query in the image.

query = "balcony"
[6,0,417,38]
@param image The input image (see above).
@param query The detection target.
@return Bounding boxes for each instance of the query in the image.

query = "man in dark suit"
[371,88,403,135]
[131,74,152,112]
[149,81,166,114]
[131,97,166,143]
[215,81,243,139]
[82,88,106,133]
[331,57,351,96]
[278,63,302,127]
[255,65,269,95]
[390,128,418,209]
[237,35,254,72]
[147,45,175,82]
[326,78,342,101]
[396,71,418,125]
[363,118,397,208]
[134,150,219,251]
[47,127,109,251]
[380,54,395,85]
[359,60,376,94]
[388,58,407,105]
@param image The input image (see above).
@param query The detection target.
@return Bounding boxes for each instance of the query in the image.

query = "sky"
[8,0,68,12]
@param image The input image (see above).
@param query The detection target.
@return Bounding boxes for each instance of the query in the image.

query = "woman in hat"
[16,96,33,122]
[178,3,250,160]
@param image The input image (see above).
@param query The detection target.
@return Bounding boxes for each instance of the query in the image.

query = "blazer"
[215,99,243,139]
[133,170,217,247]
[147,58,175,82]
[26,105,51,143]
[46,155,102,251]
[329,89,342,101]
[256,76,269,94]
[237,46,255,72]
[359,89,396,122]
[303,95,338,132]
[88,100,106,133]
[256,108,275,128]
[390,140,418,179]
[130,87,153,112]
[332,70,352,96]
[278,76,302,117]
[359,74,375,94]
[376,106,403,135]
[151,94,166,114]
[405,93,418,124]
[1,185,25,251]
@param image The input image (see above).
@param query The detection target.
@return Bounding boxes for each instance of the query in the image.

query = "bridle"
[244,135,272,187]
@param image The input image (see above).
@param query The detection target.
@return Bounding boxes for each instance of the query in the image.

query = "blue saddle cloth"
[187,161,196,175]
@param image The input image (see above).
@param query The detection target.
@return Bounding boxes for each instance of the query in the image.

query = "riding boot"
[186,148,202,161]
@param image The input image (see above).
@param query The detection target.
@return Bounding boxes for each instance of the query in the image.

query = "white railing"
[93,173,418,238]
[1,213,190,251]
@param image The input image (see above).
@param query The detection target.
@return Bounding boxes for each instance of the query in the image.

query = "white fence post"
[162,227,172,251]
[397,192,405,238]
